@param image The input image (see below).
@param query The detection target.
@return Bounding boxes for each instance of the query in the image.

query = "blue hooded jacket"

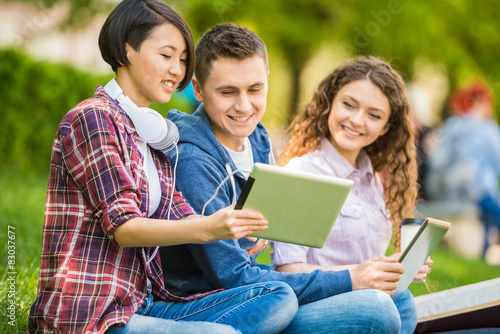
[160,104,352,305]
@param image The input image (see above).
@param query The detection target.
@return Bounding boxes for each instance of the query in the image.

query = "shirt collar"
[320,137,374,182]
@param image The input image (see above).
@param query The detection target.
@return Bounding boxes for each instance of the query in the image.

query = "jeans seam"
[166,283,274,321]
[211,292,263,324]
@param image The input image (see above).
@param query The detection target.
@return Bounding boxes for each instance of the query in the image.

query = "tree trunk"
[287,65,302,126]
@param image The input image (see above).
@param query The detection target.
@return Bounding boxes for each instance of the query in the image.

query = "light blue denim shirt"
[426,113,500,202]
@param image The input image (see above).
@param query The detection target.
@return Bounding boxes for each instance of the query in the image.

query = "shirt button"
[144,184,148,189]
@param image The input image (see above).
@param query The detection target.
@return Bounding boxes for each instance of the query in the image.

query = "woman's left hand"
[414,257,433,282]
[245,237,268,257]
[388,252,433,282]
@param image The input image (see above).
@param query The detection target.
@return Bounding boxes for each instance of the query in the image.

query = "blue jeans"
[395,289,418,334]
[107,282,298,334]
[478,195,500,254]
[282,289,401,334]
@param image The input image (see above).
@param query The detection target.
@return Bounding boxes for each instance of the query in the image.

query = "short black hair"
[195,23,268,87]
[99,0,194,90]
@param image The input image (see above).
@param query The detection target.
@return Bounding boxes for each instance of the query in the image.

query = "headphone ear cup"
[149,118,179,152]
[136,107,168,143]
[103,79,178,152]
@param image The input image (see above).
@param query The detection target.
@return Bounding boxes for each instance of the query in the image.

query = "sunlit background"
[2,0,499,163]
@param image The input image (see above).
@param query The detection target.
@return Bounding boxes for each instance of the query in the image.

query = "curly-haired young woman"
[272,56,429,334]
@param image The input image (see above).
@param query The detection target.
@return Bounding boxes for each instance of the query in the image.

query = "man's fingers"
[245,238,268,257]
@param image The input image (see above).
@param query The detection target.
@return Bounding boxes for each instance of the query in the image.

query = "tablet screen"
[235,163,353,248]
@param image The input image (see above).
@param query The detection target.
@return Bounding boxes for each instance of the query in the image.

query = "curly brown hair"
[280,56,418,251]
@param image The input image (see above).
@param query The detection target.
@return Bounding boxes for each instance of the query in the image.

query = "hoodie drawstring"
[225,163,237,204]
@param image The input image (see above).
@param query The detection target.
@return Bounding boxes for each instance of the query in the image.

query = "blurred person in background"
[425,80,500,256]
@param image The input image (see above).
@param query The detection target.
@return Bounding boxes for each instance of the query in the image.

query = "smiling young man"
[161,23,403,333]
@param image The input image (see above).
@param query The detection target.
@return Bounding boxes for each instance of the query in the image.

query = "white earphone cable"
[145,143,178,266]
[167,144,179,218]
[200,165,252,217]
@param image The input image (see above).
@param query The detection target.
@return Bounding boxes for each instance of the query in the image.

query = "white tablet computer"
[392,217,451,301]
[235,163,353,248]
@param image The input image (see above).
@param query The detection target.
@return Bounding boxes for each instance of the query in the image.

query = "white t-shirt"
[136,141,161,217]
[136,140,162,290]
[224,137,254,179]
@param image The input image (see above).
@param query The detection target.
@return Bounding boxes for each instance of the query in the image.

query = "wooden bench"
[414,278,500,333]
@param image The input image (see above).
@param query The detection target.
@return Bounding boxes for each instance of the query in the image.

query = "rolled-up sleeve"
[60,104,143,242]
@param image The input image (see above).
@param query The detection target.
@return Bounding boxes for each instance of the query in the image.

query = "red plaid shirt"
[28,86,208,333]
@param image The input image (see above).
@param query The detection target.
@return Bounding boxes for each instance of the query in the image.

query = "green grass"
[1,171,46,334]
[1,170,499,333]
[406,244,500,296]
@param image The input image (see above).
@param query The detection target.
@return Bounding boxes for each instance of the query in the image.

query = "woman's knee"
[267,281,299,316]
[365,289,401,333]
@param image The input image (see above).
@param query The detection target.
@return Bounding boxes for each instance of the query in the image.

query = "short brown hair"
[194,23,268,87]
[99,0,194,90]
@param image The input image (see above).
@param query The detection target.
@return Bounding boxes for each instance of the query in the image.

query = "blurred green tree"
[337,1,500,88]
[5,0,114,28]
[176,0,500,120]
[175,0,338,123]
[7,0,500,121]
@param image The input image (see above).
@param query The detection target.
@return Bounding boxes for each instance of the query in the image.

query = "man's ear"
[192,77,204,103]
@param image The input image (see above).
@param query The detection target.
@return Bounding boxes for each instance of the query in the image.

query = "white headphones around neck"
[103,78,179,152]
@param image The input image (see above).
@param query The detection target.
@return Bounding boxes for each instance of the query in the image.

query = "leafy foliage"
[174,0,500,119]
[0,48,102,174]
[0,48,192,175]
[0,48,107,175]
[7,0,500,121]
